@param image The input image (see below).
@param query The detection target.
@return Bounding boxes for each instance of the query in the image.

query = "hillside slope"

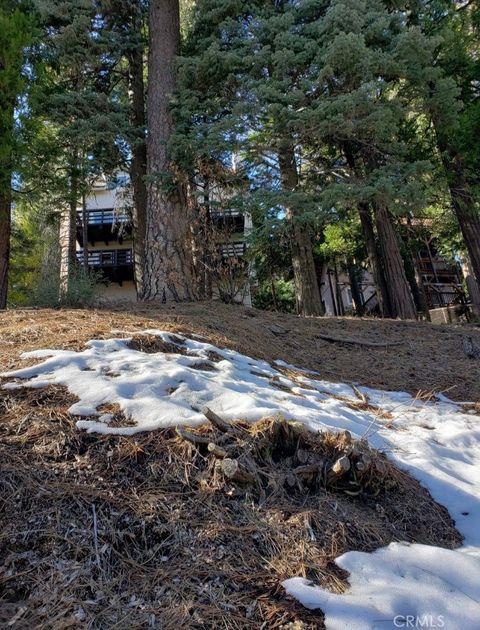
[1,304,480,628]
[1,302,479,402]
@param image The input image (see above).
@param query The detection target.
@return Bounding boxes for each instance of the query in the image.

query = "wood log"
[221,458,256,484]
[176,427,211,446]
[296,448,309,464]
[317,333,404,348]
[202,406,232,433]
[208,442,227,458]
[332,456,351,475]
[293,463,323,476]
[327,455,351,483]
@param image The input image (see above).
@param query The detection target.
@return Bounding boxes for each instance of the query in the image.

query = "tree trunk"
[60,160,79,296]
[127,7,148,299]
[347,260,365,316]
[342,146,391,317]
[437,138,480,291]
[373,202,417,319]
[142,0,197,301]
[81,192,89,271]
[277,140,324,316]
[462,258,480,318]
[333,263,344,316]
[357,203,391,317]
[0,187,11,309]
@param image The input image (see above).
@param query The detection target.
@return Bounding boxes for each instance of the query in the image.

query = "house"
[319,246,467,319]
[320,266,377,316]
[62,175,253,304]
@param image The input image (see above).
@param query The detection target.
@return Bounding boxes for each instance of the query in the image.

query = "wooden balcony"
[77,248,134,285]
[76,208,132,246]
[210,209,245,233]
[218,242,246,259]
[424,284,466,309]
[417,257,457,274]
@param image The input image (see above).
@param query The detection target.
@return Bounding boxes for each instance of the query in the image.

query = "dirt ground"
[0,303,475,628]
[1,301,479,401]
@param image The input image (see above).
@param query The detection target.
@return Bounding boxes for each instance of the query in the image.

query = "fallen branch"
[208,442,227,458]
[316,334,405,348]
[202,406,232,433]
[176,427,211,446]
[220,458,256,484]
[351,385,369,405]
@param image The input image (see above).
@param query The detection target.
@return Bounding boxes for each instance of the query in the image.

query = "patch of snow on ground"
[2,330,480,629]
[283,543,480,630]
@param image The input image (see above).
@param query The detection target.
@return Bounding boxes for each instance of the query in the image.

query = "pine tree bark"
[278,141,324,317]
[437,136,480,291]
[373,202,417,319]
[142,0,197,301]
[342,146,391,317]
[127,6,148,299]
[357,203,391,317]
[347,260,365,316]
[0,187,11,309]
[68,164,78,271]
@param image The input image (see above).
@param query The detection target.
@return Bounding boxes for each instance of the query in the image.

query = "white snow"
[283,543,480,630]
[2,329,480,629]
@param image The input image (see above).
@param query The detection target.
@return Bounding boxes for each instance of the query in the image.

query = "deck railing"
[77,249,133,267]
[218,242,246,258]
[424,284,466,308]
[76,208,130,226]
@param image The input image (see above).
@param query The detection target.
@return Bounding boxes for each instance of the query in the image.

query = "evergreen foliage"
[3,0,479,318]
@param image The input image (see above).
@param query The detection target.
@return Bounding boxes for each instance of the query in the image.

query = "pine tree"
[142,0,197,301]
[0,1,33,309]
[100,0,148,298]
[31,0,130,294]
[299,0,419,318]
[175,0,328,315]
[392,0,480,302]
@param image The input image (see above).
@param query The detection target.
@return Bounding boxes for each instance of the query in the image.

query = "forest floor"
[0,303,479,628]
[1,301,479,402]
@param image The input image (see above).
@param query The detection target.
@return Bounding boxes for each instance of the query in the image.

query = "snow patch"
[283,543,480,630]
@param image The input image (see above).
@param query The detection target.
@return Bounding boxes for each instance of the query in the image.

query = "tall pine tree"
[141,0,197,301]
[0,1,33,309]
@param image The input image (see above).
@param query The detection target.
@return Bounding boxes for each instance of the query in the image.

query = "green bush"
[252,278,296,313]
[32,266,101,308]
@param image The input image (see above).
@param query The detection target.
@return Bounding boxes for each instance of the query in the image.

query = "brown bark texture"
[278,141,324,317]
[357,203,391,317]
[128,7,148,299]
[0,188,11,309]
[373,202,417,320]
[142,0,197,302]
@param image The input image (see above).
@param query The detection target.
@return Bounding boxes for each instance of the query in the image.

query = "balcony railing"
[77,208,130,226]
[417,258,457,274]
[424,284,466,308]
[77,249,133,267]
[218,242,246,258]
[209,209,245,233]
